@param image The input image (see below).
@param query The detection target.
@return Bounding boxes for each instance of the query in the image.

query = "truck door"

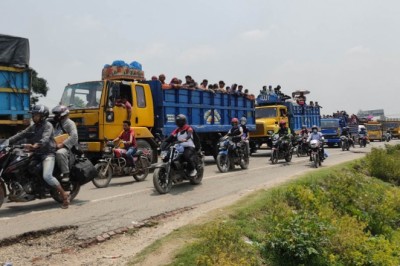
[131,84,154,127]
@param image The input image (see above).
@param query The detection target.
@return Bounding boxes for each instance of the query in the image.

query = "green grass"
[130,145,400,266]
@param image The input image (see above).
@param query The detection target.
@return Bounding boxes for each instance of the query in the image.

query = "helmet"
[52,105,69,121]
[30,104,50,121]
[279,120,286,127]
[311,125,318,131]
[231,118,239,125]
[240,117,247,125]
[175,114,187,128]
[302,125,307,129]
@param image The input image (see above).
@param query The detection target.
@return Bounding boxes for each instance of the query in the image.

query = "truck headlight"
[267,130,274,135]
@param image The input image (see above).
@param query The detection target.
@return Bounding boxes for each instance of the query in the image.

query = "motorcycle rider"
[341,126,354,148]
[227,118,243,139]
[240,117,250,156]
[307,125,325,161]
[358,127,368,146]
[113,120,138,170]
[164,114,197,177]
[300,125,309,138]
[8,105,69,209]
[52,105,79,181]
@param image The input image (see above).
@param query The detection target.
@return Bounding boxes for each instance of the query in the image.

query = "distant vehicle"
[365,121,383,142]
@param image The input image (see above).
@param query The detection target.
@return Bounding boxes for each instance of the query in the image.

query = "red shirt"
[119,128,137,149]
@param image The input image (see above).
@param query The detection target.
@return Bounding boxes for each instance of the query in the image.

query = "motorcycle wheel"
[92,162,113,188]
[271,150,278,164]
[153,167,172,194]
[346,144,350,151]
[240,155,249,169]
[0,182,5,208]
[341,141,345,151]
[133,156,150,182]
[190,162,204,185]
[296,146,300,157]
[216,154,230,173]
[51,180,81,203]
[285,151,293,162]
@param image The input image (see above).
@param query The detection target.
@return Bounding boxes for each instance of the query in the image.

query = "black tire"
[0,182,5,209]
[51,180,81,203]
[240,155,249,169]
[346,145,350,151]
[312,154,319,168]
[190,162,204,185]
[216,154,230,173]
[153,167,172,194]
[296,147,301,157]
[133,156,150,182]
[285,151,293,162]
[271,150,278,164]
[341,141,345,151]
[136,139,155,164]
[93,162,113,188]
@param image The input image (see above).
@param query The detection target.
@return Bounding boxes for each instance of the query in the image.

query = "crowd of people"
[151,74,256,100]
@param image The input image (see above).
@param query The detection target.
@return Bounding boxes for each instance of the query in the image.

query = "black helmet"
[30,104,50,121]
[52,105,69,121]
[175,114,187,128]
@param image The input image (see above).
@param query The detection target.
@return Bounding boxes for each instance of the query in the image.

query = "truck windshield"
[256,108,277,118]
[321,120,339,128]
[61,81,104,109]
[366,125,381,131]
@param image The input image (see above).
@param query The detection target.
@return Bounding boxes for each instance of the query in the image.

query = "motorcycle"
[0,141,81,208]
[358,134,368,148]
[295,135,309,157]
[216,136,249,173]
[92,140,151,188]
[340,135,351,151]
[270,134,293,164]
[309,139,323,168]
[383,132,391,142]
[153,142,204,194]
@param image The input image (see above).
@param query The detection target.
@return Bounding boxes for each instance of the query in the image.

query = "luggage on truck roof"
[0,34,30,68]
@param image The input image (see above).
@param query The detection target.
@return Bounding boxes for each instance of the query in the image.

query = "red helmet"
[231,118,239,124]
[279,120,287,126]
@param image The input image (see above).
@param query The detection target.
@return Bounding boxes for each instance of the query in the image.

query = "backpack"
[71,157,98,185]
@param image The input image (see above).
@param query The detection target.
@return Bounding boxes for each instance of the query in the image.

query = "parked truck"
[321,114,359,147]
[59,65,255,163]
[0,34,31,138]
[250,91,321,152]
[365,121,383,141]
[381,119,400,139]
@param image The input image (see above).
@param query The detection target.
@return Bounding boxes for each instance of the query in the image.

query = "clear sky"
[2,0,400,117]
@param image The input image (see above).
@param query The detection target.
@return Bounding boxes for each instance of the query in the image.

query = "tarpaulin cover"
[0,34,30,67]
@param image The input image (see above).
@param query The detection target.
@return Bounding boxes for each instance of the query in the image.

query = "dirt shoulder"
[0,173,297,266]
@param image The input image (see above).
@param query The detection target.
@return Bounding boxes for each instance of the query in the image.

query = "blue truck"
[251,92,321,150]
[321,116,358,147]
[0,34,31,138]
[60,76,256,162]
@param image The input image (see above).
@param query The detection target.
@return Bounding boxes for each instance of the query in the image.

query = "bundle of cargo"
[102,60,145,81]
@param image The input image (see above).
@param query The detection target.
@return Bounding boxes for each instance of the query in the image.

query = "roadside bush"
[365,145,400,185]
[195,222,259,266]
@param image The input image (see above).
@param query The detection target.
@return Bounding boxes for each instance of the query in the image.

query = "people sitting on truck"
[217,80,226,92]
[260,86,268,95]
[164,114,198,177]
[243,89,249,98]
[168,77,181,89]
[296,92,306,106]
[151,76,158,81]
[237,85,244,96]
[158,74,166,85]
[230,84,238,94]
[182,75,198,90]
[113,120,138,171]
[199,79,208,90]
[309,101,315,107]
[315,101,322,108]
[115,95,132,120]
[52,105,79,183]
[307,125,325,161]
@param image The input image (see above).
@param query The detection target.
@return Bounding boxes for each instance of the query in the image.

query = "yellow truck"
[365,121,383,141]
[59,66,256,163]
[381,119,400,139]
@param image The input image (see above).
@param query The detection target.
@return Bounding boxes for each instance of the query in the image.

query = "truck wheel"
[136,139,155,164]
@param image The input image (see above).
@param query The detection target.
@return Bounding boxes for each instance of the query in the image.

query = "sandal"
[61,194,70,209]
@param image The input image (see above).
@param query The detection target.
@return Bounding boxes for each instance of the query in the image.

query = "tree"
[31,69,49,105]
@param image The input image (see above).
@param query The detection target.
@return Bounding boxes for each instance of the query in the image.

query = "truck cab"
[320,118,341,147]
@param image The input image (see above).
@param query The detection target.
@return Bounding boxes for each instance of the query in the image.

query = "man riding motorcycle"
[240,117,250,156]
[341,126,354,147]
[226,118,243,139]
[300,125,309,138]
[163,114,198,177]
[113,120,138,170]
[277,120,291,137]
[8,105,69,209]
[52,105,79,181]
[307,125,325,161]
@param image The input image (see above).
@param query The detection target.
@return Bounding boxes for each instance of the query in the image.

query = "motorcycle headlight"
[160,150,168,159]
